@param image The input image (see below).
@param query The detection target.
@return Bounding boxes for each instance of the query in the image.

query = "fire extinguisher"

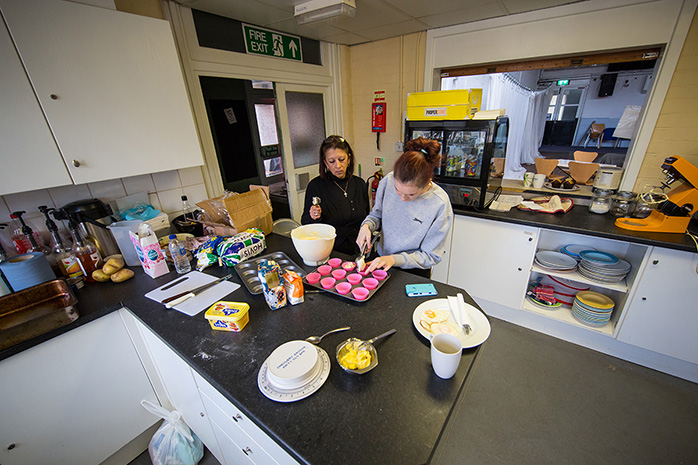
[366,169,384,208]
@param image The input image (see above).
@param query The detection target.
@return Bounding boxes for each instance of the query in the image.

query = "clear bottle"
[69,218,102,282]
[181,195,193,221]
[168,234,191,275]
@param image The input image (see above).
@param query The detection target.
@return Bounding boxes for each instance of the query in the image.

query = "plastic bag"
[120,203,161,221]
[141,400,204,465]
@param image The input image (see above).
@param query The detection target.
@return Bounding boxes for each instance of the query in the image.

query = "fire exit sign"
[557,79,570,86]
[243,24,302,62]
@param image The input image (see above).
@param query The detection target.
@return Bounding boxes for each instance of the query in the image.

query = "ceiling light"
[294,0,356,25]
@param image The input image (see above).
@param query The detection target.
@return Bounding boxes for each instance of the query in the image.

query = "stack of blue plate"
[572,291,615,327]
[578,250,631,283]
[559,244,596,261]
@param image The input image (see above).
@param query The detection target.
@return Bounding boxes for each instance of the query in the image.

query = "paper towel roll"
[0,252,56,292]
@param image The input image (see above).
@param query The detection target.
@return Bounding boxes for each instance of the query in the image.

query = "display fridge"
[404,116,508,208]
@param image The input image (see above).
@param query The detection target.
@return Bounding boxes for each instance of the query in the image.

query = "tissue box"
[129,231,169,278]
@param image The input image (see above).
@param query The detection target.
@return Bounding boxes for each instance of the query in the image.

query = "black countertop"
[453,204,698,253]
[2,234,483,465]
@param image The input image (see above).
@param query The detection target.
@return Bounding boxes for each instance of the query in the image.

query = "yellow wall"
[113,0,163,19]
[635,11,698,191]
[345,33,426,178]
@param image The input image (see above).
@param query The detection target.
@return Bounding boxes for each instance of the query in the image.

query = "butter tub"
[205,301,250,332]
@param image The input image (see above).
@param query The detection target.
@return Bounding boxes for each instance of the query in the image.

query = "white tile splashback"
[0,167,208,243]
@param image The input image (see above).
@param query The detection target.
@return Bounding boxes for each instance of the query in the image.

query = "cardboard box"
[129,230,169,278]
[223,189,273,235]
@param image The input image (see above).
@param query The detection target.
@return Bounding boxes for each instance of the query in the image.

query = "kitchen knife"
[162,273,234,308]
[160,276,189,291]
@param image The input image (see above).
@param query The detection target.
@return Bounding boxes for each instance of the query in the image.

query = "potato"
[102,257,125,275]
[111,268,134,283]
[92,269,111,282]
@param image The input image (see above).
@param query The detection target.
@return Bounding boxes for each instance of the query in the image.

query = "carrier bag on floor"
[141,400,204,465]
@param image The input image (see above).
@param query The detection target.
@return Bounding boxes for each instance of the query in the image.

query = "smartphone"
[406,283,438,297]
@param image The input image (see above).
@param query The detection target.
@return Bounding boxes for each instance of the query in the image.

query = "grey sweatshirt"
[361,172,453,270]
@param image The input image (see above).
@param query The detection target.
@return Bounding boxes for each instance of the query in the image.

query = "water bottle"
[168,234,190,274]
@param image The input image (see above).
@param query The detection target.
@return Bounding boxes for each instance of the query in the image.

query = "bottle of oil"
[67,214,102,281]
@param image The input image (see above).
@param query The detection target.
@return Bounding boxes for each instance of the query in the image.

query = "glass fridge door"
[443,129,487,179]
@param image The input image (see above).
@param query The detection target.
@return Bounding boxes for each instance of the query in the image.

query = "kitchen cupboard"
[0,20,72,195]
[0,312,158,465]
[0,0,203,190]
[617,247,698,364]
[127,311,299,465]
[448,215,538,309]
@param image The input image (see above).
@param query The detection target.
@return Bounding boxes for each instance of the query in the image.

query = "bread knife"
[163,274,234,309]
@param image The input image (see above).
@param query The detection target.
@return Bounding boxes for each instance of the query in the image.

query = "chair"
[535,158,558,177]
[581,121,606,148]
[568,161,599,185]
[573,151,598,163]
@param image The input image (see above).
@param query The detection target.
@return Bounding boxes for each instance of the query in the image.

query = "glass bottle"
[588,188,613,214]
[68,218,102,281]
[9,214,34,254]
[181,195,193,221]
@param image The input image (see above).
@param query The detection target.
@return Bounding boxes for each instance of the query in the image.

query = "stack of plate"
[534,250,578,272]
[577,250,631,283]
[572,291,615,327]
[559,244,596,261]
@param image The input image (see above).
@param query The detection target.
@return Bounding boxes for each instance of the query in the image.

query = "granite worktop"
[1,234,484,465]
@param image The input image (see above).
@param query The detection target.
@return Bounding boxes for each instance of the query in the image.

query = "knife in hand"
[162,273,234,309]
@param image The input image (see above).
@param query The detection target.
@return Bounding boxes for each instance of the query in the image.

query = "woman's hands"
[356,224,372,252]
[366,255,395,272]
[309,205,322,220]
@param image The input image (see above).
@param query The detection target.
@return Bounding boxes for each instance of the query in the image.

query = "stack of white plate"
[572,291,615,327]
[559,244,596,261]
[577,250,631,283]
[534,250,578,272]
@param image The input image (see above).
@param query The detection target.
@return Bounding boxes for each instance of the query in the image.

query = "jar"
[589,188,614,214]
[610,191,637,217]
[633,187,668,218]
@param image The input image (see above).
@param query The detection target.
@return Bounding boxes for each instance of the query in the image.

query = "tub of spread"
[205,301,250,332]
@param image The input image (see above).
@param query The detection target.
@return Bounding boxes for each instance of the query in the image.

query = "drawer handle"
[232,413,242,422]
[242,446,252,456]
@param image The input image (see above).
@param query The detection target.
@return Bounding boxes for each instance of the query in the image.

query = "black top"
[301,174,369,255]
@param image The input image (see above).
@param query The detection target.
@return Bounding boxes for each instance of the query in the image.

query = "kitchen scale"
[257,342,331,402]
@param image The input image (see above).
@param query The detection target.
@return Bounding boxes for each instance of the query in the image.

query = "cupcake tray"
[303,262,390,302]
[235,252,307,295]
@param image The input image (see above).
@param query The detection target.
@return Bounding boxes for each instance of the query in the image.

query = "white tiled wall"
[0,167,207,252]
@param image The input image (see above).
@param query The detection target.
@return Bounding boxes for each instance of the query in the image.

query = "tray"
[235,252,307,294]
[304,262,390,302]
[0,279,79,350]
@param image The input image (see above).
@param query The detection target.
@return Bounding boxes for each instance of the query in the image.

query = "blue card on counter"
[406,283,437,297]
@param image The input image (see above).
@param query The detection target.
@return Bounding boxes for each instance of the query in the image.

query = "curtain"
[520,87,554,167]
[488,74,530,179]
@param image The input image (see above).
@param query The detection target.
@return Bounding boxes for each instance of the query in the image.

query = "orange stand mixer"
[616,156,698,233]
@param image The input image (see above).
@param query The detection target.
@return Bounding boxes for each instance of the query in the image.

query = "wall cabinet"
[617,247,698,364]
[0,312,158,465]
[448,215,538,309]
[0,0,203,192]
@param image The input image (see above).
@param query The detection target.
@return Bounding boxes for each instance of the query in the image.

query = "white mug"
[430,333,462,379]
[533,173,546,189]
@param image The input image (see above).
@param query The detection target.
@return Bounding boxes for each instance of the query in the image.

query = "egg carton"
[235,252,306,294]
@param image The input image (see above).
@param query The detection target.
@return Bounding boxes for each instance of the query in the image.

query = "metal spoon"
[359,328,397,349]
[305,326,351,345]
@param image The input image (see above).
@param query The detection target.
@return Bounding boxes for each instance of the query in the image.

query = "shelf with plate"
[521,298,615,336]
[529,264,628,293]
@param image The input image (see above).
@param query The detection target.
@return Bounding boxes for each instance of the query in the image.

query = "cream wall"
[345,33,426,178]
[635,10,698,190]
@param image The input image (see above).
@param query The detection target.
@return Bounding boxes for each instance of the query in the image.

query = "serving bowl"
[290,224,336,266]
[336,338,378,374]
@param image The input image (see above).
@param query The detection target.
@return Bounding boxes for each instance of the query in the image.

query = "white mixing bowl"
[291,224,336,266]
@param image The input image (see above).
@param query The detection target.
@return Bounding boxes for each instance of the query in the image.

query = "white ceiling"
[177,0,582,45]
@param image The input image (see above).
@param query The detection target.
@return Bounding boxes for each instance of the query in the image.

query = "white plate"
[412,298,491,349]
[258,346,330,402]
[536,251,578,269]
[544,182,580,192]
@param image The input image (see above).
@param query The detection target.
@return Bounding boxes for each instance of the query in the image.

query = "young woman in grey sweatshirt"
[357,138,453,277]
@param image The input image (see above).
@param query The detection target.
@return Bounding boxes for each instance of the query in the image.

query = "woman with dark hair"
[356,137,453,278]
[301,135,369,255]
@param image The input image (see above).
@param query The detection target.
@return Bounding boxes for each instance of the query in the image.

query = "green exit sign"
[557,79,570,86]
[243,24,302,62]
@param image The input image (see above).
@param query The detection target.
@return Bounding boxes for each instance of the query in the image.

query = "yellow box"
[205,301,250,332]
[406,89,483,120]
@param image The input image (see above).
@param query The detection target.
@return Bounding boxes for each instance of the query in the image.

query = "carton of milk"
[129,225,169,278]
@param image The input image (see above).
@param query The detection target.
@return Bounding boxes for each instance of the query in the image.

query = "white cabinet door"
[0,20,72,195]
[135,322,224,464]
[448,215,538,309]
[0,0,203,185]
[617,247,698,364]
[0,312,158,465]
